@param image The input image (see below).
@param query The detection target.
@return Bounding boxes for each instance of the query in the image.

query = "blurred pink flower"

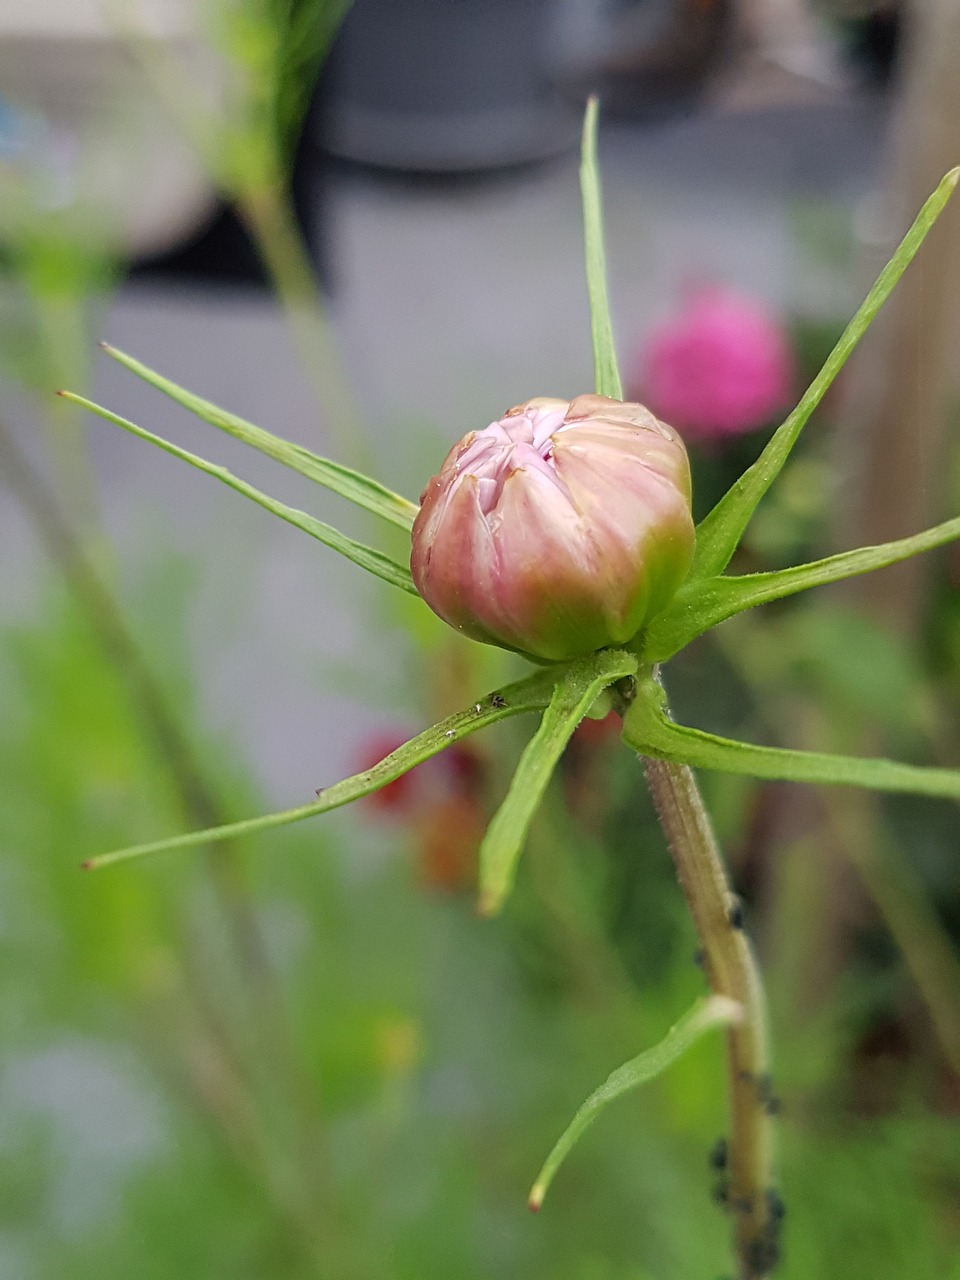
[633,288,795,441]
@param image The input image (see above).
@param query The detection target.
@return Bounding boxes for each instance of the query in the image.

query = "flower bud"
[410,394,695,661]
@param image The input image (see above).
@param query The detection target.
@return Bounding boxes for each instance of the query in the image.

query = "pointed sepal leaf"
[477,647,637,916]
[623,670,960,801]
[529,995,741,1211]
[83,666,562,871]
[580,98,623,401]
[643,511,960,661]
[61,391,418,595]
[101,343,418,530]
[691,167,960,582]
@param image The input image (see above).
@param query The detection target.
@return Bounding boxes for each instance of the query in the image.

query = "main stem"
[643,757,778,1279]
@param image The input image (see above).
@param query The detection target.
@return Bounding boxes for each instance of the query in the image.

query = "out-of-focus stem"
[113,16,367,465]
[824,779,960,1077]
[712,616,960,1079]
[642,756,778,1280]
[34,291,103,541]
[0,416,272,983]
[0,411,340,1260]
[837,0,960,632]
[237,181,369,470]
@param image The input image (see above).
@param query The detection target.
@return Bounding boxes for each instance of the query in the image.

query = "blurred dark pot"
[321,0,579,172]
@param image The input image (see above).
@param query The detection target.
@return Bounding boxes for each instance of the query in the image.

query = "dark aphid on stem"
[746,1233,781,1277]
[693,947,706,969]
[491,694,507,709]
[756,1072,783,1116]
[709,1136,728,1171]
[727,898,745,930]
[766,1188,787,1221]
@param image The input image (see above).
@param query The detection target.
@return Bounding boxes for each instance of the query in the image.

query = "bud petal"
[411,395,695,661]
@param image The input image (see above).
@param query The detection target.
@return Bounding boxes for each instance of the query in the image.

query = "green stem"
[36,293,103,540]
[0,413,331,1242]
[237,182,369,469]
[641,755,778,1279]
[823,786,960,1077]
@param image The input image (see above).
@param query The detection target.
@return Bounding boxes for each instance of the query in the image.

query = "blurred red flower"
[354,732,423,815]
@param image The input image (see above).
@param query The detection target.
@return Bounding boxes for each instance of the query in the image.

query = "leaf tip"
[945,166,960,191]
[582,95,599,140]
[80,858,95,871]
[475,886,503,919]
[528,1185,545,1213]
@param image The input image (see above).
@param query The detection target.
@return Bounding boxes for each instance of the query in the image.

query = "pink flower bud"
[410,394,695,662]
[633,287,795,440]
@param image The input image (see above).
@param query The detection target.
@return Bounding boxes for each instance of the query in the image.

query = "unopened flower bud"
[410,394,695,661]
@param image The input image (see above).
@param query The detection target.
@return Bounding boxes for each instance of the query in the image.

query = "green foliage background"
[3,5,960,1276]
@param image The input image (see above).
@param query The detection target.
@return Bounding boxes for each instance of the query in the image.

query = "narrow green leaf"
[691,167,960,581]
[529,995,741,1211]
[84,666,562,871]
[478,647,636,916]
[101,343,418,530]
[623,671,960,800]
[580,98,623,400]
[644,512,960,661]
[61,391,417,595]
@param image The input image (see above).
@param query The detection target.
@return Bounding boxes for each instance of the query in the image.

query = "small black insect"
[756,1073,783,1116]
[491,693,507,709]
[766,1188,787,1221]
[728,899,745,930]
[746,1234,781,1276]
[709,1137,728,1172]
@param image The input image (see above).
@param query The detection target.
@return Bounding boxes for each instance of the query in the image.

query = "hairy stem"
[642,756,778,1279]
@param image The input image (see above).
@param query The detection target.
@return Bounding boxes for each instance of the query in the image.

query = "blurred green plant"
[59,99,960,1278]
[113,0,361,454]
[5,585,960,1280]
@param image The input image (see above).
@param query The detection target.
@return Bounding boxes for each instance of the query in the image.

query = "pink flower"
[634,288,795,441]
[411,394,695,662]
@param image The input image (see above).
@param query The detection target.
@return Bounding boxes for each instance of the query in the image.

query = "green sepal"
[580,98,623,401]
[528,995,740,1211]
[623,670,960,801]
[101,343,418,530]
[61,391,417,596]
[643,512,960,661]
[83,665,563,872]
[477,648,637,916]
[690,167,960,582]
